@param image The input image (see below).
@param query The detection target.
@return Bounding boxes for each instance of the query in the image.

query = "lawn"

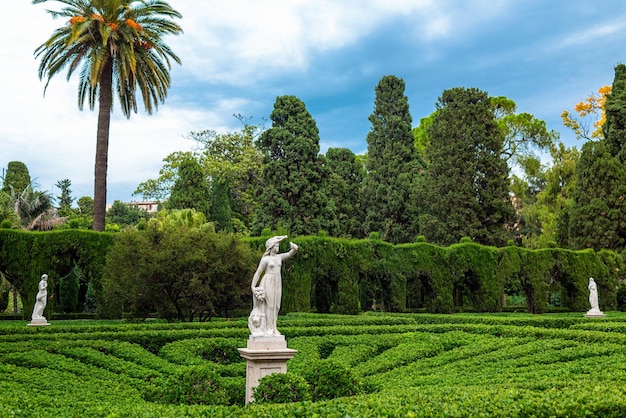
[1,312,625,417]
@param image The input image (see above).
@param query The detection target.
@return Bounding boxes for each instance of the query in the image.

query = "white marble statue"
[248,236,298,337]
[585,277,605,317]
[588,277,599,311]
[31,274,48,321]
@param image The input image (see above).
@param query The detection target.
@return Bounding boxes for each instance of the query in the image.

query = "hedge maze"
[1,313,626,417]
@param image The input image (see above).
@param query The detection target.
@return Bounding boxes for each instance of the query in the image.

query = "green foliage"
[5,314,626,415]
[604,64,626,163]
[0,276,10,312]
[101,224,255,321]
[147,365,230,405]
[55,179,74,216]
[58,265,81,313]
[617,282,626,311]
[420,87,513,247]
[252,372,311,404]
[300,359,363,401]
[491,96,559,165]
[569,140,626,252]
[210,177,233,232]
[105,200,151,229]
[325,147,365,238]
[0,229,114,318]
[167,158,211,219]
[1,161,31,194]
[361,75,423,244]
[77,196,94,216]
[254,95,332,236]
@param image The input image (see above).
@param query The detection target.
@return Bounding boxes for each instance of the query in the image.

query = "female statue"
[31,274,48,320]
[588,277,599,311]
[248,236,298,337]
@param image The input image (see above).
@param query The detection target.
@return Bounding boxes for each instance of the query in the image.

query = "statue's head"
[264,235,287,253]
[41,274,48,281]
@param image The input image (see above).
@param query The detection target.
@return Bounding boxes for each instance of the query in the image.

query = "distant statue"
[31,274,48,321]
[585,277,605,317]
[248,236,298,337]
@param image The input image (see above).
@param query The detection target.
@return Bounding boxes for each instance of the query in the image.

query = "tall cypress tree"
[604,63,626,163]
[361,75,423,244]
[420,87,512,247]
[253,95,330,236]
[2,161,31,193]
[325,147,365,238]
[569,140,626,251]
[210,177,233,233]
[568,64,626,251]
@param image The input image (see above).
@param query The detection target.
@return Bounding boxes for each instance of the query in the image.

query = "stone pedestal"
[238,335,297,404]
[27,318,50,326]
[585,309,606,318]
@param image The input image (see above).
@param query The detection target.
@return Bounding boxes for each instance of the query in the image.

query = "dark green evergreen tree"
[56,179,74,216]
[167,158,211,219]
[569,140,626,251]
[210,177,233,233]
[325,147,365,238]
[420,87,513,247]
[604,63,626,163]
[2,161,31,193]
[361,75,423,244]
[253,95,330,236]
[567,64,626,252]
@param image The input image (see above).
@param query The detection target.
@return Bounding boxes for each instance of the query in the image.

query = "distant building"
[128,200,160,213]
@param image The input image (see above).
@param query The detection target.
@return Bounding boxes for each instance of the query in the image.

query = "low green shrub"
[252,372,311,404]
[300,359,363,401]
[146,365,229,406]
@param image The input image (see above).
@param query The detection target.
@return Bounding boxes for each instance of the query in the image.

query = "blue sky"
[2,0,625,204]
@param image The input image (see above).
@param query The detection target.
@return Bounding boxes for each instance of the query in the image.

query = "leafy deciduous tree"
[106,200,150,228]
[562,86,611,140]
[101,224,255,321]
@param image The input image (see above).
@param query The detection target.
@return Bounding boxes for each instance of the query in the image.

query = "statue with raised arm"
[248,236,298,337]
[31,274,48,321]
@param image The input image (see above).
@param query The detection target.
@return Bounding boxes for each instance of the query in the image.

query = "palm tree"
[33,0,182,231]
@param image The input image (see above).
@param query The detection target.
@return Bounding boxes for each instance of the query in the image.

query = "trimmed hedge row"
[1,230,624,318]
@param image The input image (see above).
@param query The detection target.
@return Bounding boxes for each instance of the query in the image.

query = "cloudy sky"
[2,0,625,204]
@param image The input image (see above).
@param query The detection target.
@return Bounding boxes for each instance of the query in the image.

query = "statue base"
[27,318,50,326]
[238,335,297,404]
[585,309,606,318]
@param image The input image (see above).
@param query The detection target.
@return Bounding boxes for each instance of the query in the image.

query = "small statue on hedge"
[249,236,298,337]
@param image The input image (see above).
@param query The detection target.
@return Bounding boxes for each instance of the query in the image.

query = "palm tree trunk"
[93,59,113,232]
